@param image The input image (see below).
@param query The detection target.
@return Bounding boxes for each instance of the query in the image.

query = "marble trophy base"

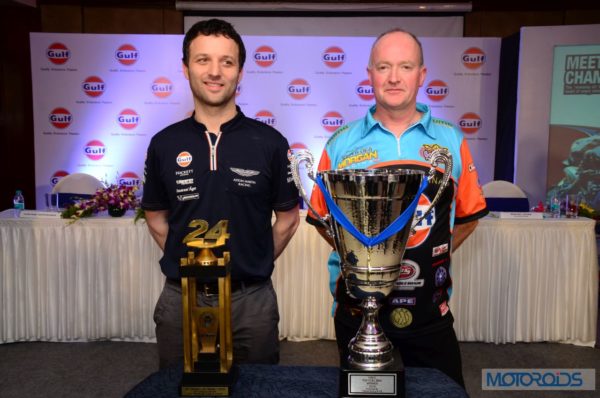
[338,351,405,398]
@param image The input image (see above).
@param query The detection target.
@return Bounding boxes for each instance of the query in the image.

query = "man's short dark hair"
[182,18,246,69]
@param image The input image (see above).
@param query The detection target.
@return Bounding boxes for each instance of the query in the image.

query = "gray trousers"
[154,278,280,369]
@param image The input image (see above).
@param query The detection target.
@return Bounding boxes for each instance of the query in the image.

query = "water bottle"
[550,194,560,218]
[13,189,25,217]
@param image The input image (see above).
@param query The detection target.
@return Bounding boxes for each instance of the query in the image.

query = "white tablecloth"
[0,210,335,343]
[451,216,598,347]
[1,210,597,346]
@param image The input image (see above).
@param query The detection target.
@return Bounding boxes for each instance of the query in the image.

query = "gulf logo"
[115,44,139,66]
[49,107,72,129]
[290,142,307,150]
[458,112,482,134]
[255,110,276,127]
[253,45,277,68]
[176,151,192,168]
[322,46,345,68]
[118,171,141,187]
[407,195,435,249]
[50,170,69,186]
[462,47,486,70]
[84,140,106,161]
[152,77,173,98]
[287,78,310,100]
[355,79,374,101]
[82,76,105,97]
[321,111,344,133]
[289,142,308,154]
[118,109,140,130]
[425,80,449,102]
[46,42,70,65]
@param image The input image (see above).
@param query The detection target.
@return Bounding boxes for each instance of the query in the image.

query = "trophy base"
[180,365,238,397]
[338,352,405,398]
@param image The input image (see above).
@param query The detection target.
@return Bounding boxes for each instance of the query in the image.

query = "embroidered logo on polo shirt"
[419,143,445,162]
[230,167,260,177]
[176,151,192,167]
[177,193,199,201]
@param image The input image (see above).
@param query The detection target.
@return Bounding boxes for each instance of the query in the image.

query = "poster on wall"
[547,44,600,212]
[30,33,500,209]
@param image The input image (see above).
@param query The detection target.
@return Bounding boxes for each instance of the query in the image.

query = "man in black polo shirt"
[142,19,300,369]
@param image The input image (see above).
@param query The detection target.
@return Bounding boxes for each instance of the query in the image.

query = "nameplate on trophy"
[348,372,397,395]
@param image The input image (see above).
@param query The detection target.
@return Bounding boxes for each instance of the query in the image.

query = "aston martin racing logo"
[230,167,260,177]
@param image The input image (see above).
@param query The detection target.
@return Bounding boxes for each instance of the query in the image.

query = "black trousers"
[334,312,466,390]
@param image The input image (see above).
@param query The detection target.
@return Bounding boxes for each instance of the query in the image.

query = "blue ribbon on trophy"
[313,174,429,248]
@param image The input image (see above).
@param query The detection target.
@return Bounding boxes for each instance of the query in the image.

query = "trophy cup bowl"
[321,168,424,372]
[289,148,452,397]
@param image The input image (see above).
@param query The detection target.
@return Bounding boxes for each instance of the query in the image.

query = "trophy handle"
[288,149,333,235]
[411,148,453,230]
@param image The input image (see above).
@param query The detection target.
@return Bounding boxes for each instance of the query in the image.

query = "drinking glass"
[45,193,60,211]
[565,193,580,218]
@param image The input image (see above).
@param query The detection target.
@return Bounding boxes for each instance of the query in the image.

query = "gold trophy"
[179,219,236,396]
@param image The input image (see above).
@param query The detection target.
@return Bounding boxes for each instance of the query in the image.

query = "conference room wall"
[2,2,600,208]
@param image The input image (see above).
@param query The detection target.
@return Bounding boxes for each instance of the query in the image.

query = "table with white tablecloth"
[451,215,598,347]
[0,209,335,343]
[1,210,597,346]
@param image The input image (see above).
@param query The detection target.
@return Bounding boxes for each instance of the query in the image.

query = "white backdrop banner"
[30,33,500,209]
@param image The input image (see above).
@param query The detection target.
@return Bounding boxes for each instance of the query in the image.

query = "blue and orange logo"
[152,77,173,98]
[253,45,276,68]
[118,109,140,129]
[425,80,449,102]
[462,47,486,69]
[115,44,139,66]
[322,46,345,68]
[407,195,434,249]
[49,107,72,129]
[118,171,141,187]
[355,79,374,101]
[51,170,69,186]
[82,76,105,97]
[255,110,276,126]
[287,78,310,100]
[84,140,106,161]
[321,111,344,133]
[47,42,70,65]
[458,112,482,134]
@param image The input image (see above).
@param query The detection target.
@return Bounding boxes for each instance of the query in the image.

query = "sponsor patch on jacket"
[390,308,413,328]
[389,297,416,306]
[177,193,199,201]
[439,301,449,316]
[230,167,260,177]
[432,243,449,257]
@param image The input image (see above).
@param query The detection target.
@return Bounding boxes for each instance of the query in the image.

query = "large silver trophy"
[289,149,452,398]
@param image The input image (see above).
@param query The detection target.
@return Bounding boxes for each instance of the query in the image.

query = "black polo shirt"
[142,108,298,281]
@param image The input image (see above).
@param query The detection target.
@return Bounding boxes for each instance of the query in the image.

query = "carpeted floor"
[0,339,597,397]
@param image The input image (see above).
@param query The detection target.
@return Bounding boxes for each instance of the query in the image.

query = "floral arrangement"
[578,202,600,220]
[61,184,140,221]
